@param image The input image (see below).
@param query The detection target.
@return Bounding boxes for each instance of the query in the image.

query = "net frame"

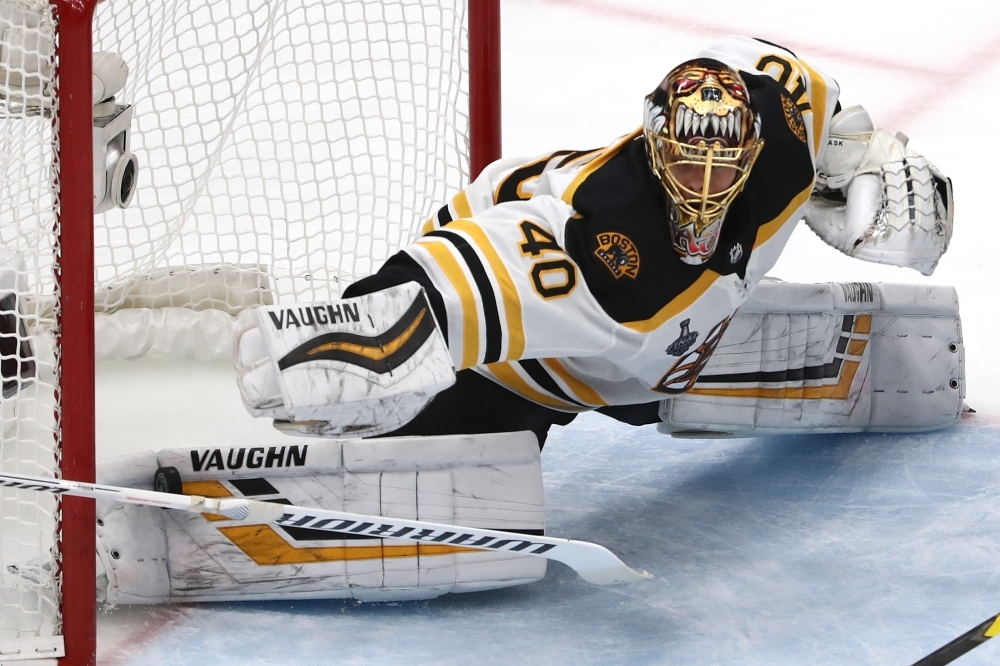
[0,0,500,663]
[54,1,96,663]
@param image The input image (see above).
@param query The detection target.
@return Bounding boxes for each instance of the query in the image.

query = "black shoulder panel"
[562,74,815,325]
[495,149,602,205]
[562,138,708,324]
[721,71,816,245]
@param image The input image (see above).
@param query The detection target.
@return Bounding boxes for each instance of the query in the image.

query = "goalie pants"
[347,253,661,446]
[378,368,575,447]
[378,369,661,447]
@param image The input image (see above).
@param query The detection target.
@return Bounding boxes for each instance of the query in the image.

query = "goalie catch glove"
[234,282,456,438]
[805,105,953,276]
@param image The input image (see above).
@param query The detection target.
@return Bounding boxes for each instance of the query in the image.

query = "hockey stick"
[0,470,652,586]
[909,612,1000,666]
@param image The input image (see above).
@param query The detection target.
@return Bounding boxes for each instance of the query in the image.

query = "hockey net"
[0,0,496,662]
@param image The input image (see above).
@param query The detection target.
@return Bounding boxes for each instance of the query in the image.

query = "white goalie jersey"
[392,36,841,411]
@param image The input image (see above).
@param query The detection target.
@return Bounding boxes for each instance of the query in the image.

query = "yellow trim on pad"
[220,524,478,565]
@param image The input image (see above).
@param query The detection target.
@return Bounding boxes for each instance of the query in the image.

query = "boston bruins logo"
[781,94,807,144]
[594,232,640,279]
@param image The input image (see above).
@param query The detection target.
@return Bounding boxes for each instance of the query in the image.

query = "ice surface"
[94,0,1000,663]
[97,412,1000,666]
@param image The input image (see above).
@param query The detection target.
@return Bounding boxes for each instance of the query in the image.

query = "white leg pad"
[95,450,171,604]
[658,281,964,437]
[95,431,545,604]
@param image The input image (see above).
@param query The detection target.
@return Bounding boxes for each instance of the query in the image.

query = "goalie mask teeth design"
[675,105,742,147]
[644,58,764,264]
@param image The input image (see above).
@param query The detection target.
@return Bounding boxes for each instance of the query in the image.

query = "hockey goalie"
[95,36,959,604]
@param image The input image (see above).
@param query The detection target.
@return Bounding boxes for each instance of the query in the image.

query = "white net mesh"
[93,0,470,313]
[0,0,473,656]
[0,0,62,660]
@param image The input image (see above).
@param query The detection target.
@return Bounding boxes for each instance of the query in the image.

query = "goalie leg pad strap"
[658,281,964,437]
[95,431,545,604]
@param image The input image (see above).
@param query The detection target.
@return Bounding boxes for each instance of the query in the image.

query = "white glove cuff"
[816,104,873,188]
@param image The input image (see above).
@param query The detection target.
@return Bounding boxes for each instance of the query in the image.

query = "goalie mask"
[644,58,764,264]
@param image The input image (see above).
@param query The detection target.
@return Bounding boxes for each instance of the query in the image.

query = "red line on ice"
[530,0,941,77]
[528,0,1000,125]
[885,36,1000,127]
[98,607,189,666]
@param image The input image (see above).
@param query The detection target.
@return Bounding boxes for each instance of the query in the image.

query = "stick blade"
[577,564,654,586]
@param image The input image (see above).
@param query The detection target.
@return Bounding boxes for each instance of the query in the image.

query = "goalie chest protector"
[421,72,822,410]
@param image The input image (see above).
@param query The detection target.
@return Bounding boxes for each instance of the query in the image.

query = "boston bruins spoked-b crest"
[780,93,807,144]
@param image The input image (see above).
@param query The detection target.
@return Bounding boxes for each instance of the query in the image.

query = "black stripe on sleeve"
[436,203,454,226]
[343,252,449,347]
[555,149,602,168]
[494,151,572,204]
[425,229,503,364]
[517,360,587,408]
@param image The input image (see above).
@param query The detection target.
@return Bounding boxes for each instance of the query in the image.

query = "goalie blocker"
[658,280,964,437]
[236,281,455,438]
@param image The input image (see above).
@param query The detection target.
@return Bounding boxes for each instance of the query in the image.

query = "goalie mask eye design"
[644,58,764,264]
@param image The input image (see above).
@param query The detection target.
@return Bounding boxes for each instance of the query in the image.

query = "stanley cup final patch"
[594,232,640,279]
[665,318,699,356]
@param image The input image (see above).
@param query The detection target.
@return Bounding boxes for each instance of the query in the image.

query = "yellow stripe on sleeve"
[446,220,526,360]
[542,359,607,407]
[800,59,829,156]
[622,270,721,334]
[753,184,813,250]
[415,238,481,369]
[453,190,474,218]
[419,218,436,236]
[484,362,582,411]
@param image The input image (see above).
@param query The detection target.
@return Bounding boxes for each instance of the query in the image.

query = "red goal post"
[0,0,501,664]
